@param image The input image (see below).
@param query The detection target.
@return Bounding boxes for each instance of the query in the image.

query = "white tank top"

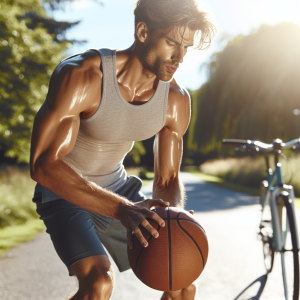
[39,48,170,202]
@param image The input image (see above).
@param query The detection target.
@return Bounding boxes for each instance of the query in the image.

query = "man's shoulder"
[45,50,103,112]
[168,78,191,107]
[163,79,191,135]
[52,49,102,84]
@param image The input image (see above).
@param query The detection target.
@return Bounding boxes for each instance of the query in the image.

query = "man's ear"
[136,22,149,43]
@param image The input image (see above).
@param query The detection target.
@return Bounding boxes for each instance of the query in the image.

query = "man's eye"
[167,41,176,46]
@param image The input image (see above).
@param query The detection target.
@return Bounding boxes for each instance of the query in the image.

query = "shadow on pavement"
[233,274,268,300]
[142,173,259,213]
[183,181,259,213]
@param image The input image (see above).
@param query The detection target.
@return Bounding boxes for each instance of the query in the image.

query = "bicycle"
[222,138,300,300]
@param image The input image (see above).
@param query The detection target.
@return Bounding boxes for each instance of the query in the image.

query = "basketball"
[127,206,209,291]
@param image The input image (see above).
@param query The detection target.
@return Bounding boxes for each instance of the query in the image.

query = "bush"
[0,165,37,228]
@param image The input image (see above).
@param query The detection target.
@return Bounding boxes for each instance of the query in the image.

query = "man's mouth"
[166,66,177,73]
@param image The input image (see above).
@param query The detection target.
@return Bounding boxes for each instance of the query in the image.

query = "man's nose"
[173,46,184,64]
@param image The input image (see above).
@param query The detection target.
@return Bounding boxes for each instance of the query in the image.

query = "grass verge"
[189,170,300,209]
[0,218,45,256]
[0,167,153,257]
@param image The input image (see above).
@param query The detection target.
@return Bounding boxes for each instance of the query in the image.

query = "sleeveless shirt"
[39,48,170,202]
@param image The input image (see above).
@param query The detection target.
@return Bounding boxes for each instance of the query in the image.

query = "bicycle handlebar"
[222,138,300,153]
[282,138,300,149]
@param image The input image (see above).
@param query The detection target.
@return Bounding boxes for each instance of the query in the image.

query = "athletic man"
[30,0,215,299]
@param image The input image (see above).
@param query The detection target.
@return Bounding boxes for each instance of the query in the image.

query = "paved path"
[0,173,298,299]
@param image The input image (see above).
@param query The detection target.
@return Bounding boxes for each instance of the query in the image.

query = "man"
[30,0,215,299]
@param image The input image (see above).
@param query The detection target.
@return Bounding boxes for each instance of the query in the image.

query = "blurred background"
[0,0,300,252]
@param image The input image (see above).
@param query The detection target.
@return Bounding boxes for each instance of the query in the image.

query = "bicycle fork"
[270,185,300,299]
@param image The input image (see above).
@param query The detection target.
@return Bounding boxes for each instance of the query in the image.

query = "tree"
[188,23,300,157]
[0,0,83,163]
[0,0,148,167]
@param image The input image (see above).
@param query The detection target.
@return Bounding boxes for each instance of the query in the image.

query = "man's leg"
[160,283,196,300]
[69,255,114,300]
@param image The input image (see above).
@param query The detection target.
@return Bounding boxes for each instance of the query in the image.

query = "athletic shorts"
[32,176,147,275]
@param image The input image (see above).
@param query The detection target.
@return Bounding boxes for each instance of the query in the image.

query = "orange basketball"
[127,206,209,291]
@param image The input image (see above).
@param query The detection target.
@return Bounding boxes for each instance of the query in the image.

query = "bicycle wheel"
[261,226,275,273]
[259,181,275,273]
[277,191,299,300]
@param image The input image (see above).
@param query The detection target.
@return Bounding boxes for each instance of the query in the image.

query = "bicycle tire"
[260,181,275,273]
[277,191,299,300]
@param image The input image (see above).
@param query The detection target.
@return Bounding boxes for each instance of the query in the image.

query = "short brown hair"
[134,0,216,50]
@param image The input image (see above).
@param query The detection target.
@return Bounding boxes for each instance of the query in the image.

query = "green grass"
[0,218,45,256]
[0,166,155,257]
[189,171,259,195]
[0,165,38,228]
[0,165,45,256]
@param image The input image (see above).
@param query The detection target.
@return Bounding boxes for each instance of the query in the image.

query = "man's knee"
[70,255,114,300]
[182,283,196,298]
[83,266,114,298]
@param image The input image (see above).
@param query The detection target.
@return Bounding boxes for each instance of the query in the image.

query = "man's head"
[134,0,216,81]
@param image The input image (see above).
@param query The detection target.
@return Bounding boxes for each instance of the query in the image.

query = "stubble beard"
[141,47,174,82]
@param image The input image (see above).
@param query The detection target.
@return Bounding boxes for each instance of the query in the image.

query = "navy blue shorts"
[32,176,147,275]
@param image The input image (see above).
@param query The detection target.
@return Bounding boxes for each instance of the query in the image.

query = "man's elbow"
[155,171,179,189]
[30,155,54,183]
[30,161,44,183]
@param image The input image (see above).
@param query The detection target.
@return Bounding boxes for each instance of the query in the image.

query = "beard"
[141,44,177,82]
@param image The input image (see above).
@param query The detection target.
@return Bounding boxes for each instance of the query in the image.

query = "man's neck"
[115,43,158,103]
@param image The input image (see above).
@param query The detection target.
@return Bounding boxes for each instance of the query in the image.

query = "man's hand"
[118,199,170,249]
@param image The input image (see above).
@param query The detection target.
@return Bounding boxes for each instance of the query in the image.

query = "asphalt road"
[0,173,298,300]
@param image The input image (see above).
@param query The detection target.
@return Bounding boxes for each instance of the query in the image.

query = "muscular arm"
[153,82,191,208]
[30,52,130,219]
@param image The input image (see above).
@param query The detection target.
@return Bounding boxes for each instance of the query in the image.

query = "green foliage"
[126,141,146,165]
[0,0,74,163]
[0,166,38,228]
[44,0,103,11]
[189,23,300,156]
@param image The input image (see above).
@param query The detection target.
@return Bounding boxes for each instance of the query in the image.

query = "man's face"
[141,26,196,82]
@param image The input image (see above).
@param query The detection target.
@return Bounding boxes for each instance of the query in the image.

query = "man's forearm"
[152,175,186,208]
[33,159,130,219]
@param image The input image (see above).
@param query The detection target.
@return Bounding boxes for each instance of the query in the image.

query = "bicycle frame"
[261,162,299,252]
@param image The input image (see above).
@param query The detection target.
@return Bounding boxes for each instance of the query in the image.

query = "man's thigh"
[36,199,110,274]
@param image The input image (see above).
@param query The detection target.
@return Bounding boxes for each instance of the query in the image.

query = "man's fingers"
[148,199,170,208]
[127,229,133,249]
[146,210,165,227]
[134,227,148,247]
[141,219,159,238]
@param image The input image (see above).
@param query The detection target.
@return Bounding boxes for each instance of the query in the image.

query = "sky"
[53,0,300,90]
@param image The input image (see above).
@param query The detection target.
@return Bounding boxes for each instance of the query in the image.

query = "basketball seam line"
[176,212,206,268]
[167,207,172,291]
[134,225,161,275]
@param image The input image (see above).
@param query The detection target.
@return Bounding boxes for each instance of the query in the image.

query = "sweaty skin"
[30,24,195,300]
